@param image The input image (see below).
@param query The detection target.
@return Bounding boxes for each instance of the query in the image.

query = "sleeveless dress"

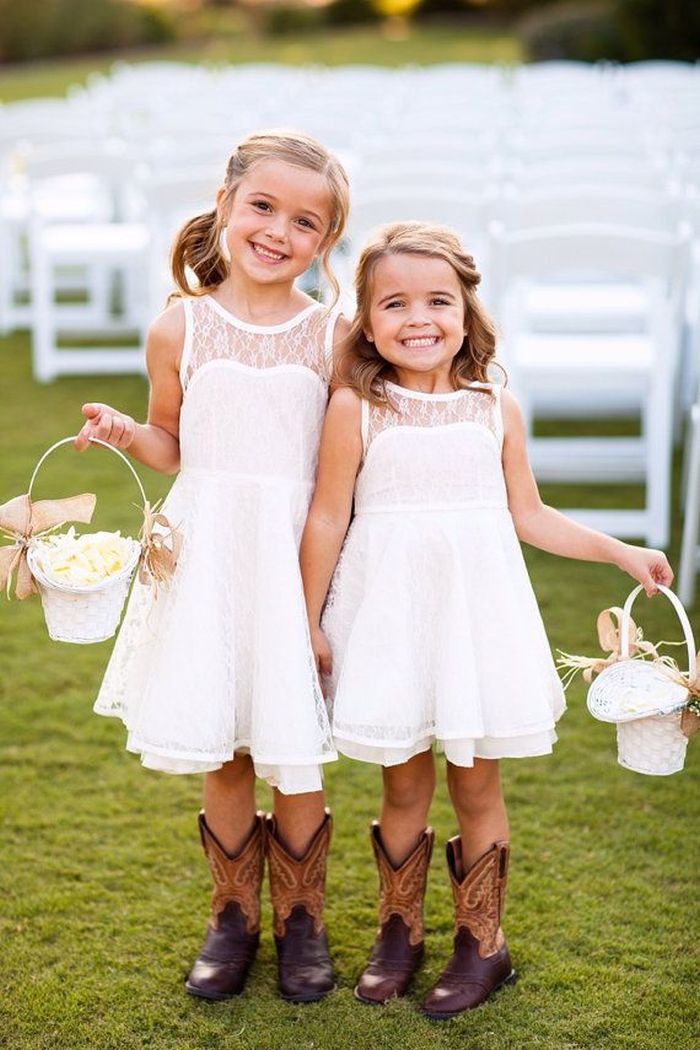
[94,294,341,794]
[322,381,566,767]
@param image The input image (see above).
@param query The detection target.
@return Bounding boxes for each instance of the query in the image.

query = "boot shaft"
[371,823,434,948]
[198,811,265,934]
[266,810,332,938]
[446,838,509,959]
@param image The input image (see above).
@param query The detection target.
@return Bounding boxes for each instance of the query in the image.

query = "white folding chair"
[491,223,691,547]
[679,402,700,606]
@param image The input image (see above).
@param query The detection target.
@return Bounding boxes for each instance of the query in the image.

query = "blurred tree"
[0,0,174,62]
[518,0,700,61]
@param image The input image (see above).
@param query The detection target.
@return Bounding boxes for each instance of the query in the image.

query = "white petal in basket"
[586,584,693,776]
[28,537,141,644]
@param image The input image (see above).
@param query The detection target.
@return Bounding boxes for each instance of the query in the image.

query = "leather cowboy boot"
[355,822,434,1005]
[185,811,265,1001]
[421,838,516,1019]
[266,810,334,1003]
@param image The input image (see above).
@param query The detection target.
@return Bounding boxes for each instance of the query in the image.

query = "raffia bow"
[557,607,700,740]
[0,491,96,599]
[137,500,182,590]
[648,654,700,739]
[556,607,659,686]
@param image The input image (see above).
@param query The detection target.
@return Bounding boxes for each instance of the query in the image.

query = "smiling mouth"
[401,336,441,348]
[250,241,288,263]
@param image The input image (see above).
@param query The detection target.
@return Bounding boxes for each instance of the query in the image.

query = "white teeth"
[402,337,439,348]
[252,243,285,261]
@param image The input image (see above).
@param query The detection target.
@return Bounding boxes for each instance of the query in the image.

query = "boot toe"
[354,971,402,1004]
[185,959,248,1000]
[279,964,335,1002]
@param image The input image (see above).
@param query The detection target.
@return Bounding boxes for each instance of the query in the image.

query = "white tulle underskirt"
[334,727,559,768]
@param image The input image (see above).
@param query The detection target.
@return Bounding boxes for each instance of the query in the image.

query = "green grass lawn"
[0,328,697,1050]
[0,23,522,103]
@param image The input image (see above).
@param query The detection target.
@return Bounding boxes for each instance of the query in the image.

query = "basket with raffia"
[0,436,181,644]
[558,584,700,776]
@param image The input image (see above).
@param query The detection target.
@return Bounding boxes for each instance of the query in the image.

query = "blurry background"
[0,5,698,1050]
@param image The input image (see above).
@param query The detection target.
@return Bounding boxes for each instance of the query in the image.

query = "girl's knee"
[446,759,502,811]
[383,754,435,810]
[210,753,254,783]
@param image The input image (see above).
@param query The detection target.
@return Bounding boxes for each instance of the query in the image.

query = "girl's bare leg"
[446,757,508,867]
[272,789,327,857]
[203,754,257,854]
[380,750,436,866]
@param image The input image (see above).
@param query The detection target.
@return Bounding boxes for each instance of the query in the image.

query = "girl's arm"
[74,302,184,475]
[300,387,363,675]
[501,389,673,595]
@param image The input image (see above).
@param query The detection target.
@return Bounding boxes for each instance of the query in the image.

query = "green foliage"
[264,3,329,37]
[518,0,700,62]
[615,0,700,61]
[325,0,379,28]
[518,2,620,62]
[0,0,175,63]
[0,328,698,1049]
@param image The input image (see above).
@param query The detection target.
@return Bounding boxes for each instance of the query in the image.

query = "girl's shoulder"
[328,385,363,414]
[145,298,187,372]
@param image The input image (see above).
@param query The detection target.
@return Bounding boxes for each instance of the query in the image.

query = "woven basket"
[587,585,693,776]
[26,436,146,645]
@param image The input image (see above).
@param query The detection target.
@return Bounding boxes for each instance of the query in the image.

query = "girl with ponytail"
[74,130,350,1004]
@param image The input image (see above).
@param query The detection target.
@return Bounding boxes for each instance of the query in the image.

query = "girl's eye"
[384,300,404,309]
[252,200,271,211]
[296,217,316,230]
[431,297,450,306]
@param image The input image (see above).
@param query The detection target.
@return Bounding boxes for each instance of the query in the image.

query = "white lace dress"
[94,294,341,793]
[323,381,566,767]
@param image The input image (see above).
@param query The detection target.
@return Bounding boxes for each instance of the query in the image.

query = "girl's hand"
[74,403,136,452]
[617,544,674,596]
[310,626,333,686]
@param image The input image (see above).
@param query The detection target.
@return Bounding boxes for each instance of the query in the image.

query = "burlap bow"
[137,500,182,591]
[557,607,700,739]
[0,491,96,599]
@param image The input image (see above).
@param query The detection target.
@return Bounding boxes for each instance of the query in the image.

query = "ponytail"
[170,208,228,299]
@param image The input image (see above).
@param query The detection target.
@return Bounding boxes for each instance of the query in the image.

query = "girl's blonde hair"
[340,221,502,404]
[171,129,350,304]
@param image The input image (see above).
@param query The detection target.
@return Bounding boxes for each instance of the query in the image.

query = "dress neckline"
[205,294,320,333]
[385,380,487,401]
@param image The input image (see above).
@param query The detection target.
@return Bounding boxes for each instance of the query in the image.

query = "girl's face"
[365,253,466,383]
[220,158,332,285]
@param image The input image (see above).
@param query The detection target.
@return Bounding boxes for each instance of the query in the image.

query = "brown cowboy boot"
[266,810,334,1003]
[421,838,516,1019]
[355,822,434,1005]
[185,811,265,1001]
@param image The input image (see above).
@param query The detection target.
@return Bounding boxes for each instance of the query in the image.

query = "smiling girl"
[299,221,672,1018]
[74,131,350,1004]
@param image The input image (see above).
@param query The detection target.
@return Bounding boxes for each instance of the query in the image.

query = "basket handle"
[620,584,696,679]
[27,435,147,512]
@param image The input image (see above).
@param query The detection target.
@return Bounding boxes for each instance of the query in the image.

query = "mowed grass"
[0,24,522,103]
[0,327,698,1050]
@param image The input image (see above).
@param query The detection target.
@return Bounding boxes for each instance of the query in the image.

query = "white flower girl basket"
[587,584,694,776]
[26,436,144,645]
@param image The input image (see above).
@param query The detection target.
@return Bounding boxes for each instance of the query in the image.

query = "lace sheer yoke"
[181,295,333,389]
[363,382,503,455]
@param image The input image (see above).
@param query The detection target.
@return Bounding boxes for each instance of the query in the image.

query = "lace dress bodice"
[356,381,506,514]
[179,294,336,484]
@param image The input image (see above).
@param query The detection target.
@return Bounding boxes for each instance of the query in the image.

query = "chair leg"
[679,406,700,607]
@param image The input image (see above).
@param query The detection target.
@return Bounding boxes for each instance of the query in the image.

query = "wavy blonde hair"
[339,222,503,404]
[170,129,350,304]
